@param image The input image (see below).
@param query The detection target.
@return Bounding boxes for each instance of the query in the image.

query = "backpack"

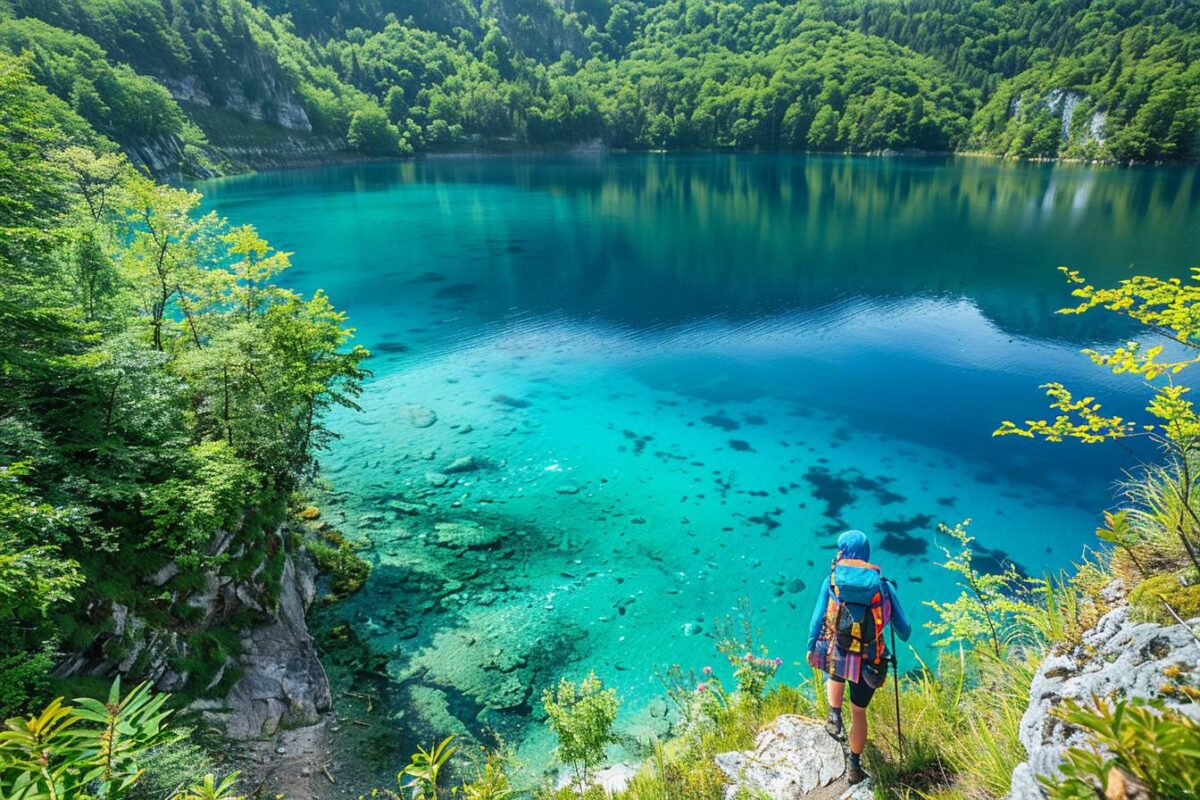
[823,557,888,667]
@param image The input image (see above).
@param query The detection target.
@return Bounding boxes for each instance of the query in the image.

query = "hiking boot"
[847,761,867,785]
[823,719,844,740]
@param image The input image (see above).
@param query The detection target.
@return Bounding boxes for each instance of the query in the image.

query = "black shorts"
[829,674,877,708]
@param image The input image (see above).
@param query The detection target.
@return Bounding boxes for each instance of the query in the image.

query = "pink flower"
[696,683,708,693]
[744,652,753,662]
[774,658,783,666]
[703,666,713,676]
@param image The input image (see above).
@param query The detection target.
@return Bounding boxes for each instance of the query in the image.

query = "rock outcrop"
[1007,587,1200,800]
[199,552,332,738]
[56,525,332,741]
[715,715,872,800]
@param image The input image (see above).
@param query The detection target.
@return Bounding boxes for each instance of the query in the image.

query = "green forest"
[1,0,1198,171]
[0,54,368,717]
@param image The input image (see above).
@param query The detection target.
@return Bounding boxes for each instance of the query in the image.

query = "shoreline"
[187,143,1194,184]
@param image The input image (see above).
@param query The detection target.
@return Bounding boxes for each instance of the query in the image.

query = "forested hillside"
[0,53,367,715]
[1,0,1196,170]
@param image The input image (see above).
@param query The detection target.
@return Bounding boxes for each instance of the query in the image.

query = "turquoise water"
[198,154,1200,780]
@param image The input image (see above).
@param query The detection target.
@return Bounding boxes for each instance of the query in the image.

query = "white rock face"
[715,715,870,800]
[1006,598,1200,800]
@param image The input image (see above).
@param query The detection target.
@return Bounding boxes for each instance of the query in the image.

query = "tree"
[997,267,1200,577]
[542,673,619,792]
[347,105,401,155]
[808,105,840,149]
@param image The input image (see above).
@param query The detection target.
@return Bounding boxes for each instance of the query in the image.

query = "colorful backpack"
[823,557,887,667]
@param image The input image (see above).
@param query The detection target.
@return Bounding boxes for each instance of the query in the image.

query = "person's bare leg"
[847,702,868,783]
[827,677,845,711]
[849,702,867,755]
[824,679,846,739]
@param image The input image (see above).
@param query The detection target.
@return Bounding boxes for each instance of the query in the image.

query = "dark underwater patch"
[875,513,934,537]
[729,439,755,452]
[374,341,410,354]
[493,394,531,409]
[880,531,928,556]
[436,282,478,299]
[701,412,740,431]
[801,467,904,518]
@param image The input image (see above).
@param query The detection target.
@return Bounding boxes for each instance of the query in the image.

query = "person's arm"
[806,579,831,651]
[884,579,912,642]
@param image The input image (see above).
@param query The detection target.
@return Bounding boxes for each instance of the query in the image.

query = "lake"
[198,153,1200,783]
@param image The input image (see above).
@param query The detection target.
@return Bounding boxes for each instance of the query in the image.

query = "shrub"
[1043,696,1200,800]
[347,105,402,154]
[306,529,371,599]
[542,673,619,792]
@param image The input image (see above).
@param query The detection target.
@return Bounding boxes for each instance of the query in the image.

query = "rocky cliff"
[1006,581,1200,800]
[55,525,332,743]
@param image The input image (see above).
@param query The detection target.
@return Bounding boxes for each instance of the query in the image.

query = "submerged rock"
[434,521,503,549]
[714,715,869,800]
[404,405,438,428]
[444,455,481,474]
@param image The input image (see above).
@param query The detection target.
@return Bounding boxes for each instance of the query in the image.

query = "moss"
[297,505,321,520]
[1128,572,1200,624]
[306,532,371,599]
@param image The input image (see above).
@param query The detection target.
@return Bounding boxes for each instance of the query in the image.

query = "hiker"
[805,529,911,785]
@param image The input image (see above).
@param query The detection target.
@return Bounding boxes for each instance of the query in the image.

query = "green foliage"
[998,266,1200,577]
[399,736,457,800]
[305,529,371,599]
[924,520,1043,657]
[458,746,518,800]
[172,773,244,800]
[542,673,619,792]
[125,729,216,800]
[6,0,1195,163]
[711,598,781,704]
[347,106,407,155]
[0,678,172,799]
[1043,696,1200,800]
[1127,571,1200,626]
[0,51,368,707]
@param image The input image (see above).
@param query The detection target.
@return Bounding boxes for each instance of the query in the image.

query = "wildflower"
[703,666,713,676]
[696,683,708,693]
[774,657,783,666]
[744,652,753,662]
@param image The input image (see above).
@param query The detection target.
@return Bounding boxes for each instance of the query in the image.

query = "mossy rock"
[1128,572,1200,625]
[297,506,321,520]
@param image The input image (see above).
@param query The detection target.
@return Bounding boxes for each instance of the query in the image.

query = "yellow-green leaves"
[994,383,1136,443]
[0,679,176,800]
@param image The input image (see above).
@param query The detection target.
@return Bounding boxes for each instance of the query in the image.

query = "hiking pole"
[890,623,903,760]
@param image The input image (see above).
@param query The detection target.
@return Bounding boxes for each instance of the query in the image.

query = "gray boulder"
[1006,600,1200,800]
[715,715,871,800]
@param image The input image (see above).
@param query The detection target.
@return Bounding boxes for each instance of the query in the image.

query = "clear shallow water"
[198,154,1200,779]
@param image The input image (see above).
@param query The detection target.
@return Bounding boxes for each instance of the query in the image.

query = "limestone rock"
[1005,604,1200,800]
[715,715,863,800]
[221,552,332,739]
